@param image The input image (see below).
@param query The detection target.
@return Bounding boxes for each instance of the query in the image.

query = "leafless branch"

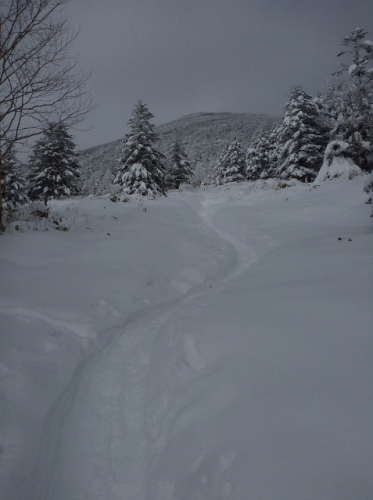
[0,0,95,229]
[0,0,95,157]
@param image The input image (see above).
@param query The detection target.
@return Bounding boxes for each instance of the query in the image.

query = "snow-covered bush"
[314,140,362,183]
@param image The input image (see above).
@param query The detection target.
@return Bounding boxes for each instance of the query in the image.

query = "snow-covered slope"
[0,177,372,500]
[78,112,278,194]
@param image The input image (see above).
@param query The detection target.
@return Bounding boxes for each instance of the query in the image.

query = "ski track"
[30,190,259,500]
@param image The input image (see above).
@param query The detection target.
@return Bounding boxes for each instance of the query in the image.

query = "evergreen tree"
[331,28,373,170]
[166,140,193,189]
[246,131,272,180]
[211,146,228,185]
[28,123,81,205]
[246,138,261,181]
[220,140,247,183]
[2,143,28,210]
[275,86,328,182]
[114,101,165,197]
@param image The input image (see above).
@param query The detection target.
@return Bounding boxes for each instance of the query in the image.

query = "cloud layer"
[65,0,373,150]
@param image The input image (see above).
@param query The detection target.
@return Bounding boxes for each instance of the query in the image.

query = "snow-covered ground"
[0,177,372,500]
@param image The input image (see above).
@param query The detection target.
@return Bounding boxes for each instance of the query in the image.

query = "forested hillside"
[78,112,279,194]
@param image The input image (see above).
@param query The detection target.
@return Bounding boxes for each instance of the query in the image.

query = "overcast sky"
[64,0,373,151]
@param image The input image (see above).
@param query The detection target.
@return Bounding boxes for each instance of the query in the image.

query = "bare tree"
[0,0,94,230]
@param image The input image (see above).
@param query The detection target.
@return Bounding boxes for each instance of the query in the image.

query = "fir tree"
[114,101,165,197]
[212,145,229,185]
[275,86,328,182]
[2,143,28,210]
[332,28,373,170]
[246,139,260,181]
[28,123,81,205]
[246,131,272,180]
[220,140,247,184]
[166,140,193,189]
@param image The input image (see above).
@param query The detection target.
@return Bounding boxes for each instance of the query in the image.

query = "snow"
[314,141,362,183]
[0,178,372,500]
[315,155,361,182]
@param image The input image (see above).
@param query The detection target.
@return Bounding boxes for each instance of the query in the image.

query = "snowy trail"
[2,179,372,500]
[198,193,258,278]
[29,189,258,500]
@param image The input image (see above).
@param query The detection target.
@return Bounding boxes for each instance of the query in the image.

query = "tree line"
[1,1,373,220]
[2,103,194,209]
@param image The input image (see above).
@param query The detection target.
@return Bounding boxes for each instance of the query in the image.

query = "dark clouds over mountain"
[65,0,373,150]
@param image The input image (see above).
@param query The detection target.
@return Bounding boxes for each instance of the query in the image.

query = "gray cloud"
[65,0,373,150]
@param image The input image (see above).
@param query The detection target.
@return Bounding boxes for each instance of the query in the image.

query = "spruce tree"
[166,140,193,189]
[246,131,271,180]
[275,86,328,182]
[220,140,247,184]
[332,28,373,170]
[267,126,284,178]
[2,144,28,210]
[114,101,165,197]
[212,145,229,185]
[246,139,260,181]
[28,123,81,205]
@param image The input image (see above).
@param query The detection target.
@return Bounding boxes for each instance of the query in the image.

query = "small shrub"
[33,208,49,218]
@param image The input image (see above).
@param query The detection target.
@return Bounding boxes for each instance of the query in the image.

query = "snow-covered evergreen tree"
[165,140,193,189]
[262,126,283,179]
[114,101,165,197]
[317,75,372,169]
[331,28,373,170]
[214,140,246,185]
[219,140,247,183]
[275,86,328,182]
[2,143,28,210]
[246,131,272,180]
[211,146,228,185]
[28,123,81,205]
[246,139,261,181]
